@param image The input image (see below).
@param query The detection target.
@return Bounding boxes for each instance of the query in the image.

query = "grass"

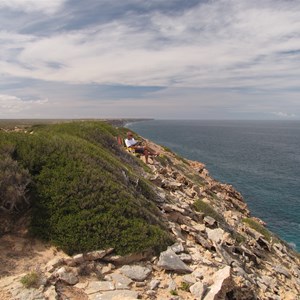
[170,290,178,296]
[20,272,40,288]
[194,199,225,224]
[242,218,272,242]
[179,281,191,291]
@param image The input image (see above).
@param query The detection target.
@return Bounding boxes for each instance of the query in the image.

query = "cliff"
[0,121,299,300]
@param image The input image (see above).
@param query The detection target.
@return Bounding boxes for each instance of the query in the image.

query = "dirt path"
[0,233,61,278]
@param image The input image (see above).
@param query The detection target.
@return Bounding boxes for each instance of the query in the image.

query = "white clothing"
[125,138,137,148]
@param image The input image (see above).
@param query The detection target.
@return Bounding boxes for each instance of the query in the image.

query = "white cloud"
[1,0,300,118]
[271,112,296,118]
[0,94,48,115]
[0,0,65,14]
[1,0,300,90]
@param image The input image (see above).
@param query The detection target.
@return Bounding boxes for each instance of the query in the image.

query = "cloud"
[0,0,299,91]
[0,94,48,115]
[1,0,300,118]
[271,112,296,118]
[0,0,66,14]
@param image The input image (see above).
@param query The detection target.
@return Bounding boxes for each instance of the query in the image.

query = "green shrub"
[194,199,225,224]
[242,218,272,241]
[179,281,191,291]
[170,290,178,296]
[0,148,31,213]
[20,272,40,288]
[0,121,173,255]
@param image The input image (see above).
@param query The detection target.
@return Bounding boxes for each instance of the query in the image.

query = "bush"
[20,272,40,288]
[194,199,225,224]
[242,218,272,242]
[179,281,191,291]
[0,122,173,255]
[0,151,31,212]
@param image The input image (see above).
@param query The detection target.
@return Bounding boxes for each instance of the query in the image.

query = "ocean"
[128,120,300,251]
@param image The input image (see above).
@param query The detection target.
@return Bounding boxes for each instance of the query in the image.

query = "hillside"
[0,121,299,300]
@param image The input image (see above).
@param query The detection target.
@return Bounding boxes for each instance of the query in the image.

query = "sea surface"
[128,120,300,251]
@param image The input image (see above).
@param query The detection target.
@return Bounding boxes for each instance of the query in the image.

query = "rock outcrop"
[0,135,299,300]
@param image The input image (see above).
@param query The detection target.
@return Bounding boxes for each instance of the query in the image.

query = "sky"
[1,0,300,119]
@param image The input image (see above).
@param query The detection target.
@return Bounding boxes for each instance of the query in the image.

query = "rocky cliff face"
[0,136,299,300]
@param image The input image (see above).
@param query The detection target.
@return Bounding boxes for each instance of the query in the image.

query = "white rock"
[190,282,205,299]
[206,228,224,244]
[55,267,78,285]
[203,266,232,300]
[110,273,132,289]
[85,281,115,294]
[157,249,192,273]
[89,290,138,300]
[149,279,160,290]
[120,265,152,281]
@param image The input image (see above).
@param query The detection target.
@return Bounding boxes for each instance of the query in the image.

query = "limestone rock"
[72,254,85,264]
[85,248,114,261]
[168,279,177,291]
[273,265,291,279]
[169,242,185,254]
[193,233,213,250]
[44,285,58,299]
[149,279,160,290]
[85,281,115,294]
[157,249,192,273]
[178,253,193,263]
[55,267,78,285]
[183,274,197,285]
[45,257,65,273]
[203,266,232,300]
[89,290,138,300]
[189,282,205,299]
[204,216,216,227]
[110,273,132,289]
[120,265,152,281]
[206,228,224,244]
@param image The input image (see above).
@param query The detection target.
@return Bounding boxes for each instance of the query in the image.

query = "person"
[124,131,158,164]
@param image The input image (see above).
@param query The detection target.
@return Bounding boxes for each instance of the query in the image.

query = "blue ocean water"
[128,120,300,251]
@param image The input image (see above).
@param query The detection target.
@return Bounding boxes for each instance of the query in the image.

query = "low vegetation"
[20,272,40,289]
[242,218,272,242]
[0,121,172,255]
[179,281,191,291]
[194,198,225,224]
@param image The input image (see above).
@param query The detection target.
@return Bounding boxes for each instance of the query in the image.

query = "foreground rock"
[157,248,193,273]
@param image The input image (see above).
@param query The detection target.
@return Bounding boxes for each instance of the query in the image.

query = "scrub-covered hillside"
[0,121,172,255]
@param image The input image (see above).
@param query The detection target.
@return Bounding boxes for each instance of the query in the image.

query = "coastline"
[128,119,300,252]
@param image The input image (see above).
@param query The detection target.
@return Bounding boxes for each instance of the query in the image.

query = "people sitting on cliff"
[124,131,159,164]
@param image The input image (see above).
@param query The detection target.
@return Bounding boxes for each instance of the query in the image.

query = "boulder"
[85,280,115,294]
[109,273,132,290]
[168,242,185,254]
[204,216,216,227]
[45,257,65,273]
[206,228,224,244]
[120,265,152,281]
[89,290,138,300]
[178,253,193,263]
[55,267,78,285]
[190,282,205,299]
[157,249,192,273]
[203,266,232,300]
[149,279,160,290]
[273,265,291,279]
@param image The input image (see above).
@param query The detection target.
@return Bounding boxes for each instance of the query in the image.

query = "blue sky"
[1,0,300,119]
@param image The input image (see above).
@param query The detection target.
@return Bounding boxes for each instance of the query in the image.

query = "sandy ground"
[0,233,61,278]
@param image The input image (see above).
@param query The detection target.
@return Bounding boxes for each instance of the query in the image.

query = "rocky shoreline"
[0,136,299,300]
